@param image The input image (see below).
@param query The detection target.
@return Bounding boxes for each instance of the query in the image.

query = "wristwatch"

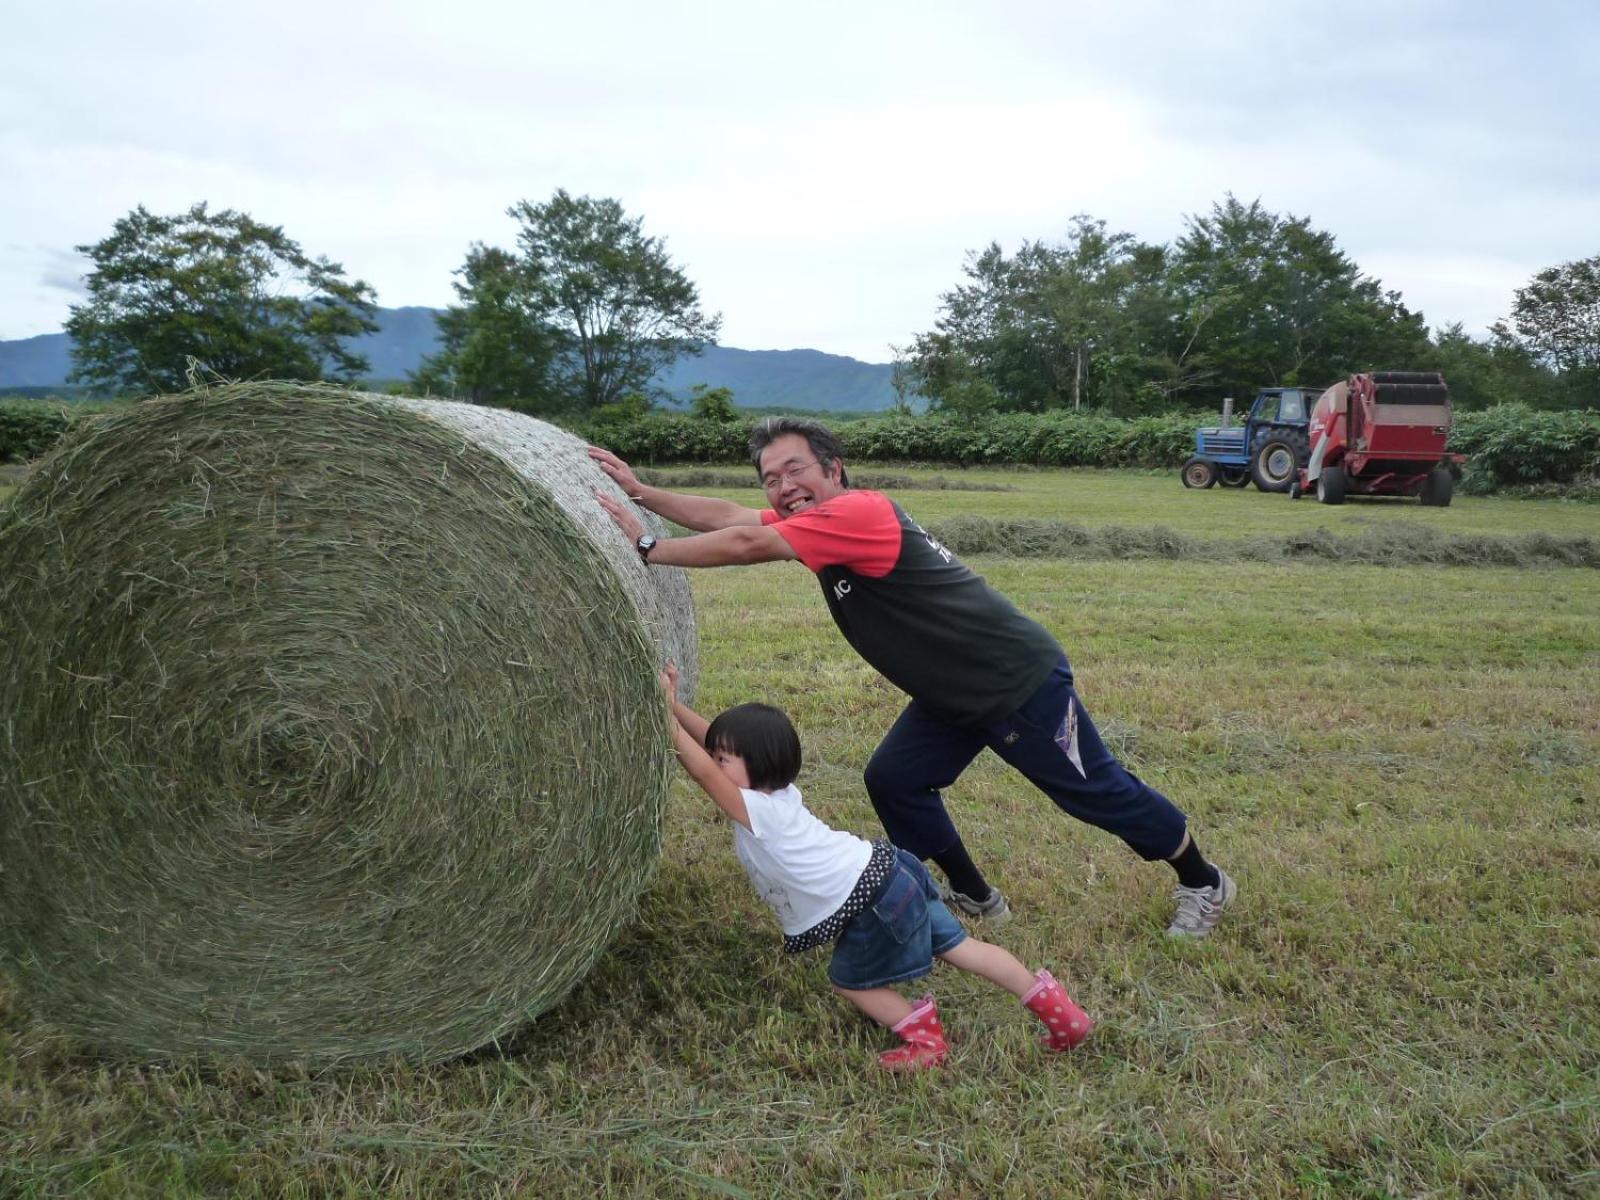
[635,533,657,563]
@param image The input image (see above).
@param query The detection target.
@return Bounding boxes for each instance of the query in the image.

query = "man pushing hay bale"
[0,381,696,1064]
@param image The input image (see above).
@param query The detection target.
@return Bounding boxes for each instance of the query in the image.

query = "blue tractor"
[1181,387,1319,492]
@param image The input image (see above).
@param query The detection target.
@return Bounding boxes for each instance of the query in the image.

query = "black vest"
[815,500,1060,727]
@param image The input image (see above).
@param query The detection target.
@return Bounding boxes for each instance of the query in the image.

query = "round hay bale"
[0,382,696,1063]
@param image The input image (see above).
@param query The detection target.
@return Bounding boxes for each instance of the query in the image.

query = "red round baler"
[1295,371,1465,506]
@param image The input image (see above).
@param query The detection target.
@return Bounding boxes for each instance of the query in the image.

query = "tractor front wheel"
[1251,438,1300,492]
[1219,467,1250,488]
[1316,466,1348,505]
[1420,466,1454,507]
[1182,457,1218,489]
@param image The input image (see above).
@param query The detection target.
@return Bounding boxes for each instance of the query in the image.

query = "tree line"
[899,197,1597,414]
[59,194,1598,413]
[63,192,718,416]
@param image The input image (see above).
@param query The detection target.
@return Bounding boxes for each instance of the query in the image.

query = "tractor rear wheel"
[1251,438,1300,492]
[1420,466,1454,507]
[1182,457,1218,489]
[1316,466,1348,505]
[1219,467,1250,488]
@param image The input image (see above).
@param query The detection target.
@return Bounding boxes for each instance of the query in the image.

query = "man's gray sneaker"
[1166,869,1236,938]
[944,885,1012,927]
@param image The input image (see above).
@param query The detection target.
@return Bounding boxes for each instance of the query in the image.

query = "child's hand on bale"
[594,489,646,543]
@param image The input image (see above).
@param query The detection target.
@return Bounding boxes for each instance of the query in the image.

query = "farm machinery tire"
[1420,466,1454,507]
[1182,457,1218,489]
[1251,436,1303,492]
[1316,466,1348,505]
[1219,467,1250,488]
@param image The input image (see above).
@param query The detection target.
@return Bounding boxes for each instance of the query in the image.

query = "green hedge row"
[0,400,82,463]
[6,397,1597,490]
[0,399,140,464]
[579,410,1200,469]
[1449,405,1600,488]
[839,411,1200,468]
[583,406,1600,488]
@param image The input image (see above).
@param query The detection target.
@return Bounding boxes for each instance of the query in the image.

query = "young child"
[662,665,1092,1071]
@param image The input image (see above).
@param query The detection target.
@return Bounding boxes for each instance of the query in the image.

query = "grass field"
[2,468,1598,1198]
[0,461,30,500]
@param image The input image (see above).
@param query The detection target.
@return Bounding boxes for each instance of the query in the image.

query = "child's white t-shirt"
[733,784,873,936]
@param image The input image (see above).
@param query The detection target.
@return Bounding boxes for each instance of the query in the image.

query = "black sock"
[932,840,990,901]
[1169,837,1221,890]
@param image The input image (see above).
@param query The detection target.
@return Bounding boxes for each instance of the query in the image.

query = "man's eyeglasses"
[761,459,821,491]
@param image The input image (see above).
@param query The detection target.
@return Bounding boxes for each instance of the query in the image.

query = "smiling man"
[591,416,1235,939]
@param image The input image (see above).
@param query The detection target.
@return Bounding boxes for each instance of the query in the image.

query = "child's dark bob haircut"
[704,703,802,792]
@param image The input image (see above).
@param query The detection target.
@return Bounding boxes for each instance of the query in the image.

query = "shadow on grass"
[485,858,787,1065]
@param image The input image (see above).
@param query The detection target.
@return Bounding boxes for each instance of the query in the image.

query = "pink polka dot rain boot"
[877,994,948,1072]
[1021,969,1093,1051]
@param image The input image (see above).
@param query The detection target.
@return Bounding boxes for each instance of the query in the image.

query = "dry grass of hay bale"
[0,382,695,1064]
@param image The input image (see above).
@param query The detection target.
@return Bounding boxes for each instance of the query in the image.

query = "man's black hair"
[704,702,803,792]
[748,416,851,488]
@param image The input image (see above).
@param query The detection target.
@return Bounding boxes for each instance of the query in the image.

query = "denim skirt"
[827,848,967,990]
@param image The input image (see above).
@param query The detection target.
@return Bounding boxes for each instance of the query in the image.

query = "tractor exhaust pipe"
[1221,397,1234,428]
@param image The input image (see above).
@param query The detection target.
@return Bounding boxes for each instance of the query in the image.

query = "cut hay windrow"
[0,382,695,1064]
[928,515,1600,569]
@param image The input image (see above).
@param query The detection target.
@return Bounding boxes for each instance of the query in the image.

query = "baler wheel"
[1182,457,1218,489]
[1420,466,1454,507]
[1316,466,1348,505]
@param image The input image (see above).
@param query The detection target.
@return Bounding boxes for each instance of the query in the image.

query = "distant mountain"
[0,307,905,411]
[358,306,444,379]
[657,346,900,412]
[0,307,444,395]
[0,332,71,388]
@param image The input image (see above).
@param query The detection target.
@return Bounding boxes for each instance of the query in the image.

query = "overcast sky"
[4,0,1597,362]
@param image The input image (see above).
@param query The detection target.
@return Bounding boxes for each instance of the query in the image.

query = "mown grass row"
[928,515,1600,567]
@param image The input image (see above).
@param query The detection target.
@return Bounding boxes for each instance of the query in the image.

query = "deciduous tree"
[66,203,377,395]
[418,191,719,413]
[1425,322,1550,410]
[516,190,720,409]
[411,246,562,411]
[906,218,1177,413]
[687,384,737,421]
[1506,254,1600,403]
[1171,195,1429,400]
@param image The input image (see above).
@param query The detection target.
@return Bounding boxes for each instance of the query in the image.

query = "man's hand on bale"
[587,446,644,499]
